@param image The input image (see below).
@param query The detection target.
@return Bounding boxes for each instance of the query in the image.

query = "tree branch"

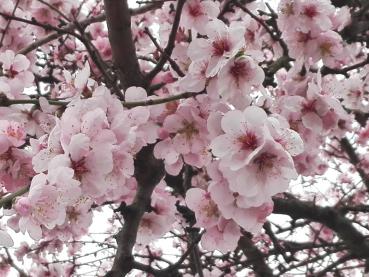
[104,0,144,89]
[238,234,275,277]
[145,0,186,82]
[0,91,203,108]
[106,145,164,277]
[273,197,369,259]
[340,137,369,192]
[17,4,160,55]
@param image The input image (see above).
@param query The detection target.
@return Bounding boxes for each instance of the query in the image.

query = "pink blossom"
[201,218,241,252]
[210,106,269,171]
[224,140,297,208]
[218,55,265,96]
[188,19,245,77]
[0,120,26,147]
[18,174,66,240]
[185,188,220,228]
[181,0,219,34]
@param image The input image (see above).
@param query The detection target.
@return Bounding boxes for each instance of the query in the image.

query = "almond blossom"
[188,19,245,77]
[181,0,219,34]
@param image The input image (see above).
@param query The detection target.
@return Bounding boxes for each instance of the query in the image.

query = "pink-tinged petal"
[302,112,323,132]
[173,135,191,154]
[90,129,117,148]
[243,106,268,126]
[221,110,244,135]
[235,170,259,197]
[188,38,212,61]
[81,108,108,138]
[163,114,183,133]
[0,50,15,70]
[48,155,71,173]
[86,146,113,174]
[205,18,228,39]
[210,134,237,157]
[125,86,147,101]
[178,74,206,93]
[185,188,219,227]
[207,111,224,138]
[202,1,219,17]
[68,133,90,162]
[206,56,226,77]
[279,128,304,156]
[12,54,30,72]
[201,219,240,252]
[127,107,150,125]
[32,149,54,173]
[82,173,106,197]
[185,188,204,210]
[19,217,42,241]
[0,230,13,247]
[74,64,90,90]
[0,134,10,155]
[39,97,54,113]
[165,150,180,164]
[209,181,234,206]
[0,78,10,94]
[165,159,183,176]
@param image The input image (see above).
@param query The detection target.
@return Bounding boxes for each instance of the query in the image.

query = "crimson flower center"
[253,153,277,172]
[238,132,258,150]
[188,4,203,17]
[6,126,23,140]
[320,42,333,55]
[178,120,199,140]
[302,100,317,113]
[72,158,89,179]
[230,61,249,79]
[212,38,231,56]
[303,5,318,18]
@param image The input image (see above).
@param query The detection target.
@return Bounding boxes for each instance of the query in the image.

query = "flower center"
[212,38,231,56]
[188,3,203,17]
[303,5,318,18]
[320,42,332,56]
[238,132,258,150]
[281,3,295,16]
[230,60,249,79]
[72,158,89,179]
[178,121,199,140]
[253,153,277,172]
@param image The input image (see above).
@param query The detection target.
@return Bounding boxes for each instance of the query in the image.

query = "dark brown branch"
[144,28,185,77]
[235,2,289,57]
[321,56,369,77]
[17,4,160,55]
[4,248,28,277]
[340,137,369,191]
[106,145,164,277]
[273,197,369,259]
[145,0,186,82]
[104,0,144,89]
[0,0,20,48]
[0,91,202,108]
[238,234,275,277]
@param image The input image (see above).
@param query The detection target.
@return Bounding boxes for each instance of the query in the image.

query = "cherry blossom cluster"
[7,86,156,241]
[277,0,350,67]
[2,0,369,275]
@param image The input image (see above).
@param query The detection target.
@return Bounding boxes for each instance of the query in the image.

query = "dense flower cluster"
[0,0,368,275]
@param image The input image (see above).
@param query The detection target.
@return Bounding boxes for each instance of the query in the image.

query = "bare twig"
[145,0,186,82]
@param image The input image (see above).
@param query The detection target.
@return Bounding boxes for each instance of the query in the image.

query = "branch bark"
[238,235,275,277]
[16,4,160,55]
[104,0,144,89]
[273,197,369,259]
[106,145,164,277]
